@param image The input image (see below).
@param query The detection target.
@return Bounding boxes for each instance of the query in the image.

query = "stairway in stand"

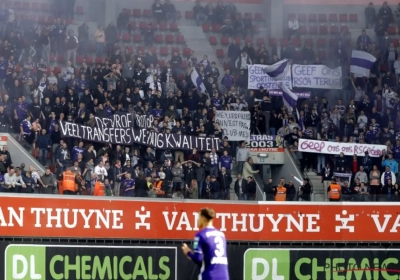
[178,25,223,72]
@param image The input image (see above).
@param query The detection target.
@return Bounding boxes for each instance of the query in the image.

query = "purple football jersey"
[188,226,230,280]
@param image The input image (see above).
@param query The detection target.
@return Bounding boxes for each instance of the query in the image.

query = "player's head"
[198,208,215,229]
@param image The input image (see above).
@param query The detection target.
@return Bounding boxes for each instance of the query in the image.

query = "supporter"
[94,25,106,57]
[365,2,376,29]
[163,0,177,23]
[246,176,257,200]
[193,1,207,26]
[287,15,299,40]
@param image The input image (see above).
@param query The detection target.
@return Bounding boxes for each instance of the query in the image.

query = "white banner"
[298,139,386,157]
[215,111,251,141]
[292,64,342,89]
[247,64,292,90]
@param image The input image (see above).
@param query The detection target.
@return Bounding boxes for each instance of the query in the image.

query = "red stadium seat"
[13,1,22,9]
[340,25,349,34]
[176,11,182,19]
[183,48,191,57]
[221,36,229,45]
[160,47,168,56]
[317,38,326,48]
[176,34,185,44]
[280,38,288,47]
[349,14,358,22]
[298,25,307,35]
[171,47,180,55]
[126,46,134,53]
[181,60,188,69]
[318,14,327,22]
[57,55,65,63]
[154,34,163,44]
[254,13,263,21]
[308,13,317,23]
[124,9,132,16]
[287,13,296,21]
[165,34,174,44]
[22,2,30,9]
[159,22,168,31]
[185,11,194,19]
[244,13,253,20]
[216,49,225,58]
[133,34,142,43]
[169,23,179,32]
[388,25,397,35]
[330,25,339,34]
[317,50,326,60]
[40,3,50,11]
[294,51,302,60]
[309,25,318,35]
[380,64,389,73]
[150,22,158,30]
[212,24,221,32]
[75,6,84,15]
[19,14,28,21]
[38,15,46,24]
[329,14,338,22]
[298,13,307,23]
[86,56,93,64]
[128,21,136,30]
[139,21,147,30]
[339,14,348,22]
[133,9,141,17]
[66,18,73,25]
[268,38,277,46]
[293,38,301,48]
[304,38,313,47]
[209,36,217,45]
[137,46,145,53]
[158,59,166,67]
[223,62,231,70]
[122,33,131,42]
[392,38,399,47]
[50,54,56,63]
[202,23,211,32]
[95,57,103,64]
[319,25,328,35]
[47,16,55,24]
[77,55,84,64]
[143,9,152,17]
[256,37,265,46]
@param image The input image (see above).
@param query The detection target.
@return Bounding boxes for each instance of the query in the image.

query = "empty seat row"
[209,36,266,46]
[288,13,358,23]
[202,23,260,33]
[268,37,351,48]
[297,25,349,35]
[185,11,264,21]
[118,33,185,44]
[128,21,179,32]
[3,1,85,15]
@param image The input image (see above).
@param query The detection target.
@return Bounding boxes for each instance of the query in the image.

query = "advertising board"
[1,244,400,280]
[1,195,400,242]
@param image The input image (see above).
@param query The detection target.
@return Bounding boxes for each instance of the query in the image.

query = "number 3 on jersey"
[214,236,225,257]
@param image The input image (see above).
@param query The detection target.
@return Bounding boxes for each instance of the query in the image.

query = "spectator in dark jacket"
[246,176,257,200]
[210,175,220,199]
[36,129,52,165]
[64,30,79,66]
[105,21,118,56]
[299,178,312,201]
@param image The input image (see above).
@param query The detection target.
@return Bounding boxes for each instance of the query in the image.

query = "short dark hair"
[200,208,215,221]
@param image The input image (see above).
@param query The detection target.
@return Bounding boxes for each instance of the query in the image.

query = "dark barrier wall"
[2,242,400,280]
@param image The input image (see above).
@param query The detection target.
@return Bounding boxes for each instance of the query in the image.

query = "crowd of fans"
[3,0,400,202]
[285,1,400,202]
[0,1,269,200]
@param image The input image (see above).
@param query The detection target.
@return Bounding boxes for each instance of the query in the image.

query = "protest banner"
[0,195,400,242]
[269,90,311,98]
[96,112,153,130]
[59,121,220,151]
[292,64,342,89]
[298,139,386,157]
[248,64,292,90]
[215,111,251,141]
